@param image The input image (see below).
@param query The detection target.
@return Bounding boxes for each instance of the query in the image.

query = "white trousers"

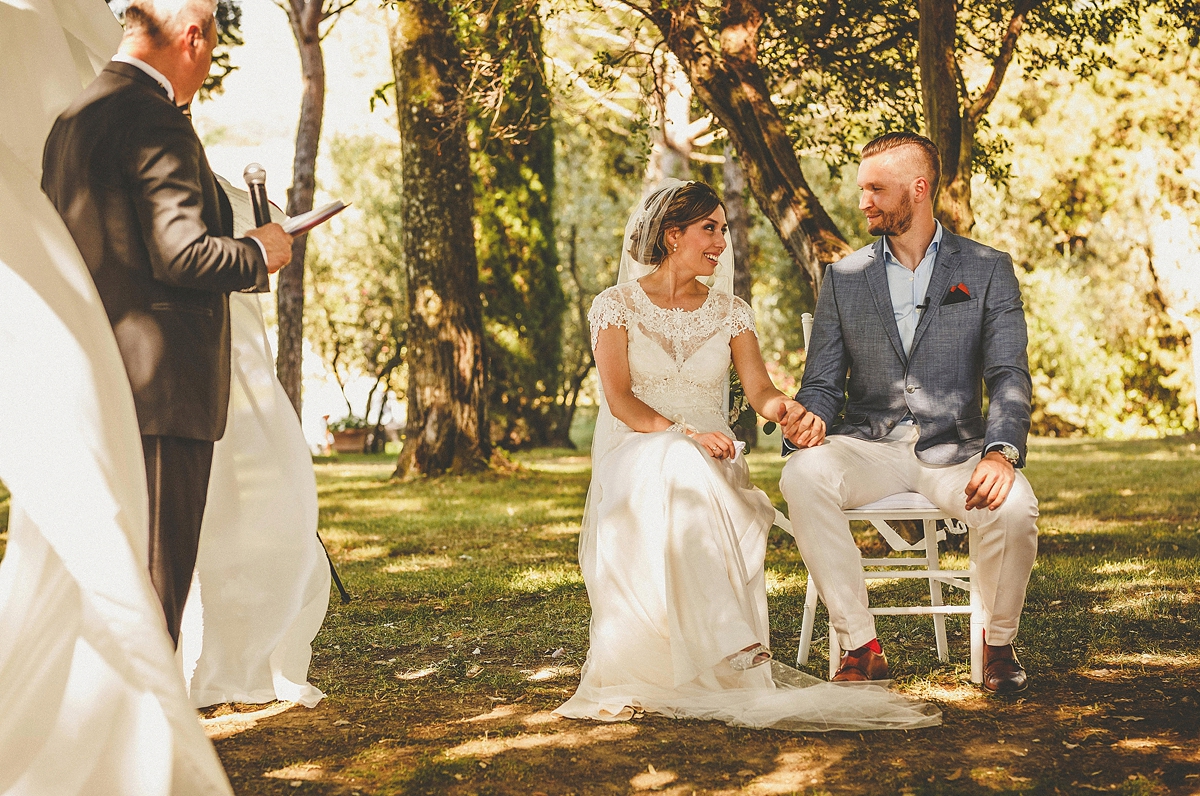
[779,426,1038,650]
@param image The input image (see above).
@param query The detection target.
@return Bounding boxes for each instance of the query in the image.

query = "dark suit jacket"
[42,61,268,442]
[794,231,1033,466]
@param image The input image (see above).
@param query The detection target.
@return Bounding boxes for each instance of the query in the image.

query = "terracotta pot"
[331,428,369,453]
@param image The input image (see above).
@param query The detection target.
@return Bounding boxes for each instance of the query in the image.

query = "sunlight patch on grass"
[903,680,992,705]
[1098,651,1200,667]
[765,569,807,595]
[1093,560,1150,574]
[629,766,678,791]
[384,555,454,574]
[524,664,577,682]
[201,701,296,741]
[264,763,325,781]
[524,456,591,474]
[508,565,583,593]
[738,748,838,795]
[396,666,440,681]
[442,722,638,759]
[342,544,390,562]
[535,522,580,539]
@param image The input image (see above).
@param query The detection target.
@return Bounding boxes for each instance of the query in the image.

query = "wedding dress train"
[555,281,939,731]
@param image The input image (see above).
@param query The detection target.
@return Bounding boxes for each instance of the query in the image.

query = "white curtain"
[0,0,233,791]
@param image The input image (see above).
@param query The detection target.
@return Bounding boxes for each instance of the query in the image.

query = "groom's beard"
[866,194,914,237]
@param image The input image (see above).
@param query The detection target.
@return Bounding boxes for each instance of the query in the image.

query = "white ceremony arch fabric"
[0,0,233,791]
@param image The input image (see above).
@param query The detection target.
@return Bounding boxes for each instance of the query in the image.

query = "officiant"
[41,0,292,644]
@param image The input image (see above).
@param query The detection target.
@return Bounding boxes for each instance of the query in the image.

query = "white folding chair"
[792,313,984,682]
[794,493,984,683]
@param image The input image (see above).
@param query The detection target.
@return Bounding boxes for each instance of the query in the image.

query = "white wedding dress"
[555,281,940,731]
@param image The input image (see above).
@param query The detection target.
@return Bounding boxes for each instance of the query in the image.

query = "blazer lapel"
[864,238,908,365]
[909,232,961,358]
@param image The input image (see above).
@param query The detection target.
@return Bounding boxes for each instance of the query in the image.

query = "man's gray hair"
[123,0,217,45]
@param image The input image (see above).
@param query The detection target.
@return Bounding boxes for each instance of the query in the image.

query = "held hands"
[964,452,1016,511]
[780,399,825,448]
[245,223,293,274]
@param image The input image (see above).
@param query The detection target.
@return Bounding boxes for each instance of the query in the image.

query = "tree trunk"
[277,0,326,417]
[390,0,490,477]
[723,142,752,305]
[919,0,1030,235]
[918,0,973,235]
[648,0,852,294]
[723,142,757,446]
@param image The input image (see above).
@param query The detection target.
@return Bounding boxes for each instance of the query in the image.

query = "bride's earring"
[672,243,678,253]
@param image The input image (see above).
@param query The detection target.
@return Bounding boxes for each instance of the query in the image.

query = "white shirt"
[883,221,943,357]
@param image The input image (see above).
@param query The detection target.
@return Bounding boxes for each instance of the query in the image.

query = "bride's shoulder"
[724,293,757,336]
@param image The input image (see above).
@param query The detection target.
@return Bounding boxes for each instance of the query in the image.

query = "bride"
[555,179,939,731]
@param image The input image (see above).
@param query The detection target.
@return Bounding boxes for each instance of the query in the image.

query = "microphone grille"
[243,162,266,186]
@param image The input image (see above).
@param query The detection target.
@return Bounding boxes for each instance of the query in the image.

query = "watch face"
[1002,446,1019,464]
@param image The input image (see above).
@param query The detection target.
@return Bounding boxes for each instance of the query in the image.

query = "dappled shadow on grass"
[211,440,1200,795]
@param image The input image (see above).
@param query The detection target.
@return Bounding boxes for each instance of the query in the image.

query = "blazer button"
[905,385,916,394]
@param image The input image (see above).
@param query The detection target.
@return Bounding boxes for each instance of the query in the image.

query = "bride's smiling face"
[666,206,729,277]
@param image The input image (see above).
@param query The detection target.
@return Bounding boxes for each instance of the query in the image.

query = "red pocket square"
[943,282,972,305]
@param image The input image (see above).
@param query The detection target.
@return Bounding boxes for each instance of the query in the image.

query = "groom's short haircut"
[862,132,942,196]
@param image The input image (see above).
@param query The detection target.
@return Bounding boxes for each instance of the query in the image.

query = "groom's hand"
[964,452,1016,511]
[781,400,825,448]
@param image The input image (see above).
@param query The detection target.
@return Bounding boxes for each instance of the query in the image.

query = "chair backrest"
[801,312,814,351]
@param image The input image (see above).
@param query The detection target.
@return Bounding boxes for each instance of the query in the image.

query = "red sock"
[853,638,882,655]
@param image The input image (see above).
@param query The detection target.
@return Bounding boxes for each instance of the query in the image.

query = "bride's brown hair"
[628,181,724,266]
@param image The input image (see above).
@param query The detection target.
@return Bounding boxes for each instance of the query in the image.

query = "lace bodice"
[589,281,756,432]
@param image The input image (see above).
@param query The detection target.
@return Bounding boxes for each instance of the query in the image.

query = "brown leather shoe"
[831,646,889,682]
[983,643,1028,694]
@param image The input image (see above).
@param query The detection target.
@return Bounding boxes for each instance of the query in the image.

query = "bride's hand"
[691,431,737,460]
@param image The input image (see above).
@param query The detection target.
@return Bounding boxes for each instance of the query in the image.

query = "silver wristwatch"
[993,444,1020,466]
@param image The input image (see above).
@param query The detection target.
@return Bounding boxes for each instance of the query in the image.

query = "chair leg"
[968,523,984,683]
[828,626,842,680]
[798,573,819,666]
[924,519,949,663]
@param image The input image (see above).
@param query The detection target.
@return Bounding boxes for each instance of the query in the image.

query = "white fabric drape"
[180,283,329,709]
[0,0,233,791]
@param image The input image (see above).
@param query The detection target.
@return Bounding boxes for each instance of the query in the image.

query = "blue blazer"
[793,231,1032,467]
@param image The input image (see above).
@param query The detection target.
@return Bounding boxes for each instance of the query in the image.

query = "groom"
[42,0,292,644]
[779,132,1038,694]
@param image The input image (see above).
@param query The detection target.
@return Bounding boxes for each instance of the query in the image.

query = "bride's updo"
[627,181,724,266]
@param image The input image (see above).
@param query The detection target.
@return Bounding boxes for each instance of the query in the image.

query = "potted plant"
[328,414,370,453]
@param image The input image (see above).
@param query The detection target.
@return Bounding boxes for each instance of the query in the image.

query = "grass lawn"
[3,437,1199,794]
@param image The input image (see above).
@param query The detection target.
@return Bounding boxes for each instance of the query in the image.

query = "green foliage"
[757,0,1165,179]
[469,14,569,449]
[975,18,1199,436]
[306,134,407,423]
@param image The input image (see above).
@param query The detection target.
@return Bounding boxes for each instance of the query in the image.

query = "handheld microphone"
[243,162,272,227]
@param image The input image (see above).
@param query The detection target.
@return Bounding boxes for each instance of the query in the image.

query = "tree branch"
[967,0,1039,123]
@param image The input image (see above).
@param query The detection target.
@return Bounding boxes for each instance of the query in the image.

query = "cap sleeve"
[588,288,631,351]
[729,295,757,339]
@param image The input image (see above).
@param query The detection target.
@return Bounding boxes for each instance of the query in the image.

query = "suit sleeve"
[981,253,1033,466]
[127,113,267,293]
[794,268,850,425]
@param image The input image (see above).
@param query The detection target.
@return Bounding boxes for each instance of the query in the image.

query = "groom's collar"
[881,220,944,267]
